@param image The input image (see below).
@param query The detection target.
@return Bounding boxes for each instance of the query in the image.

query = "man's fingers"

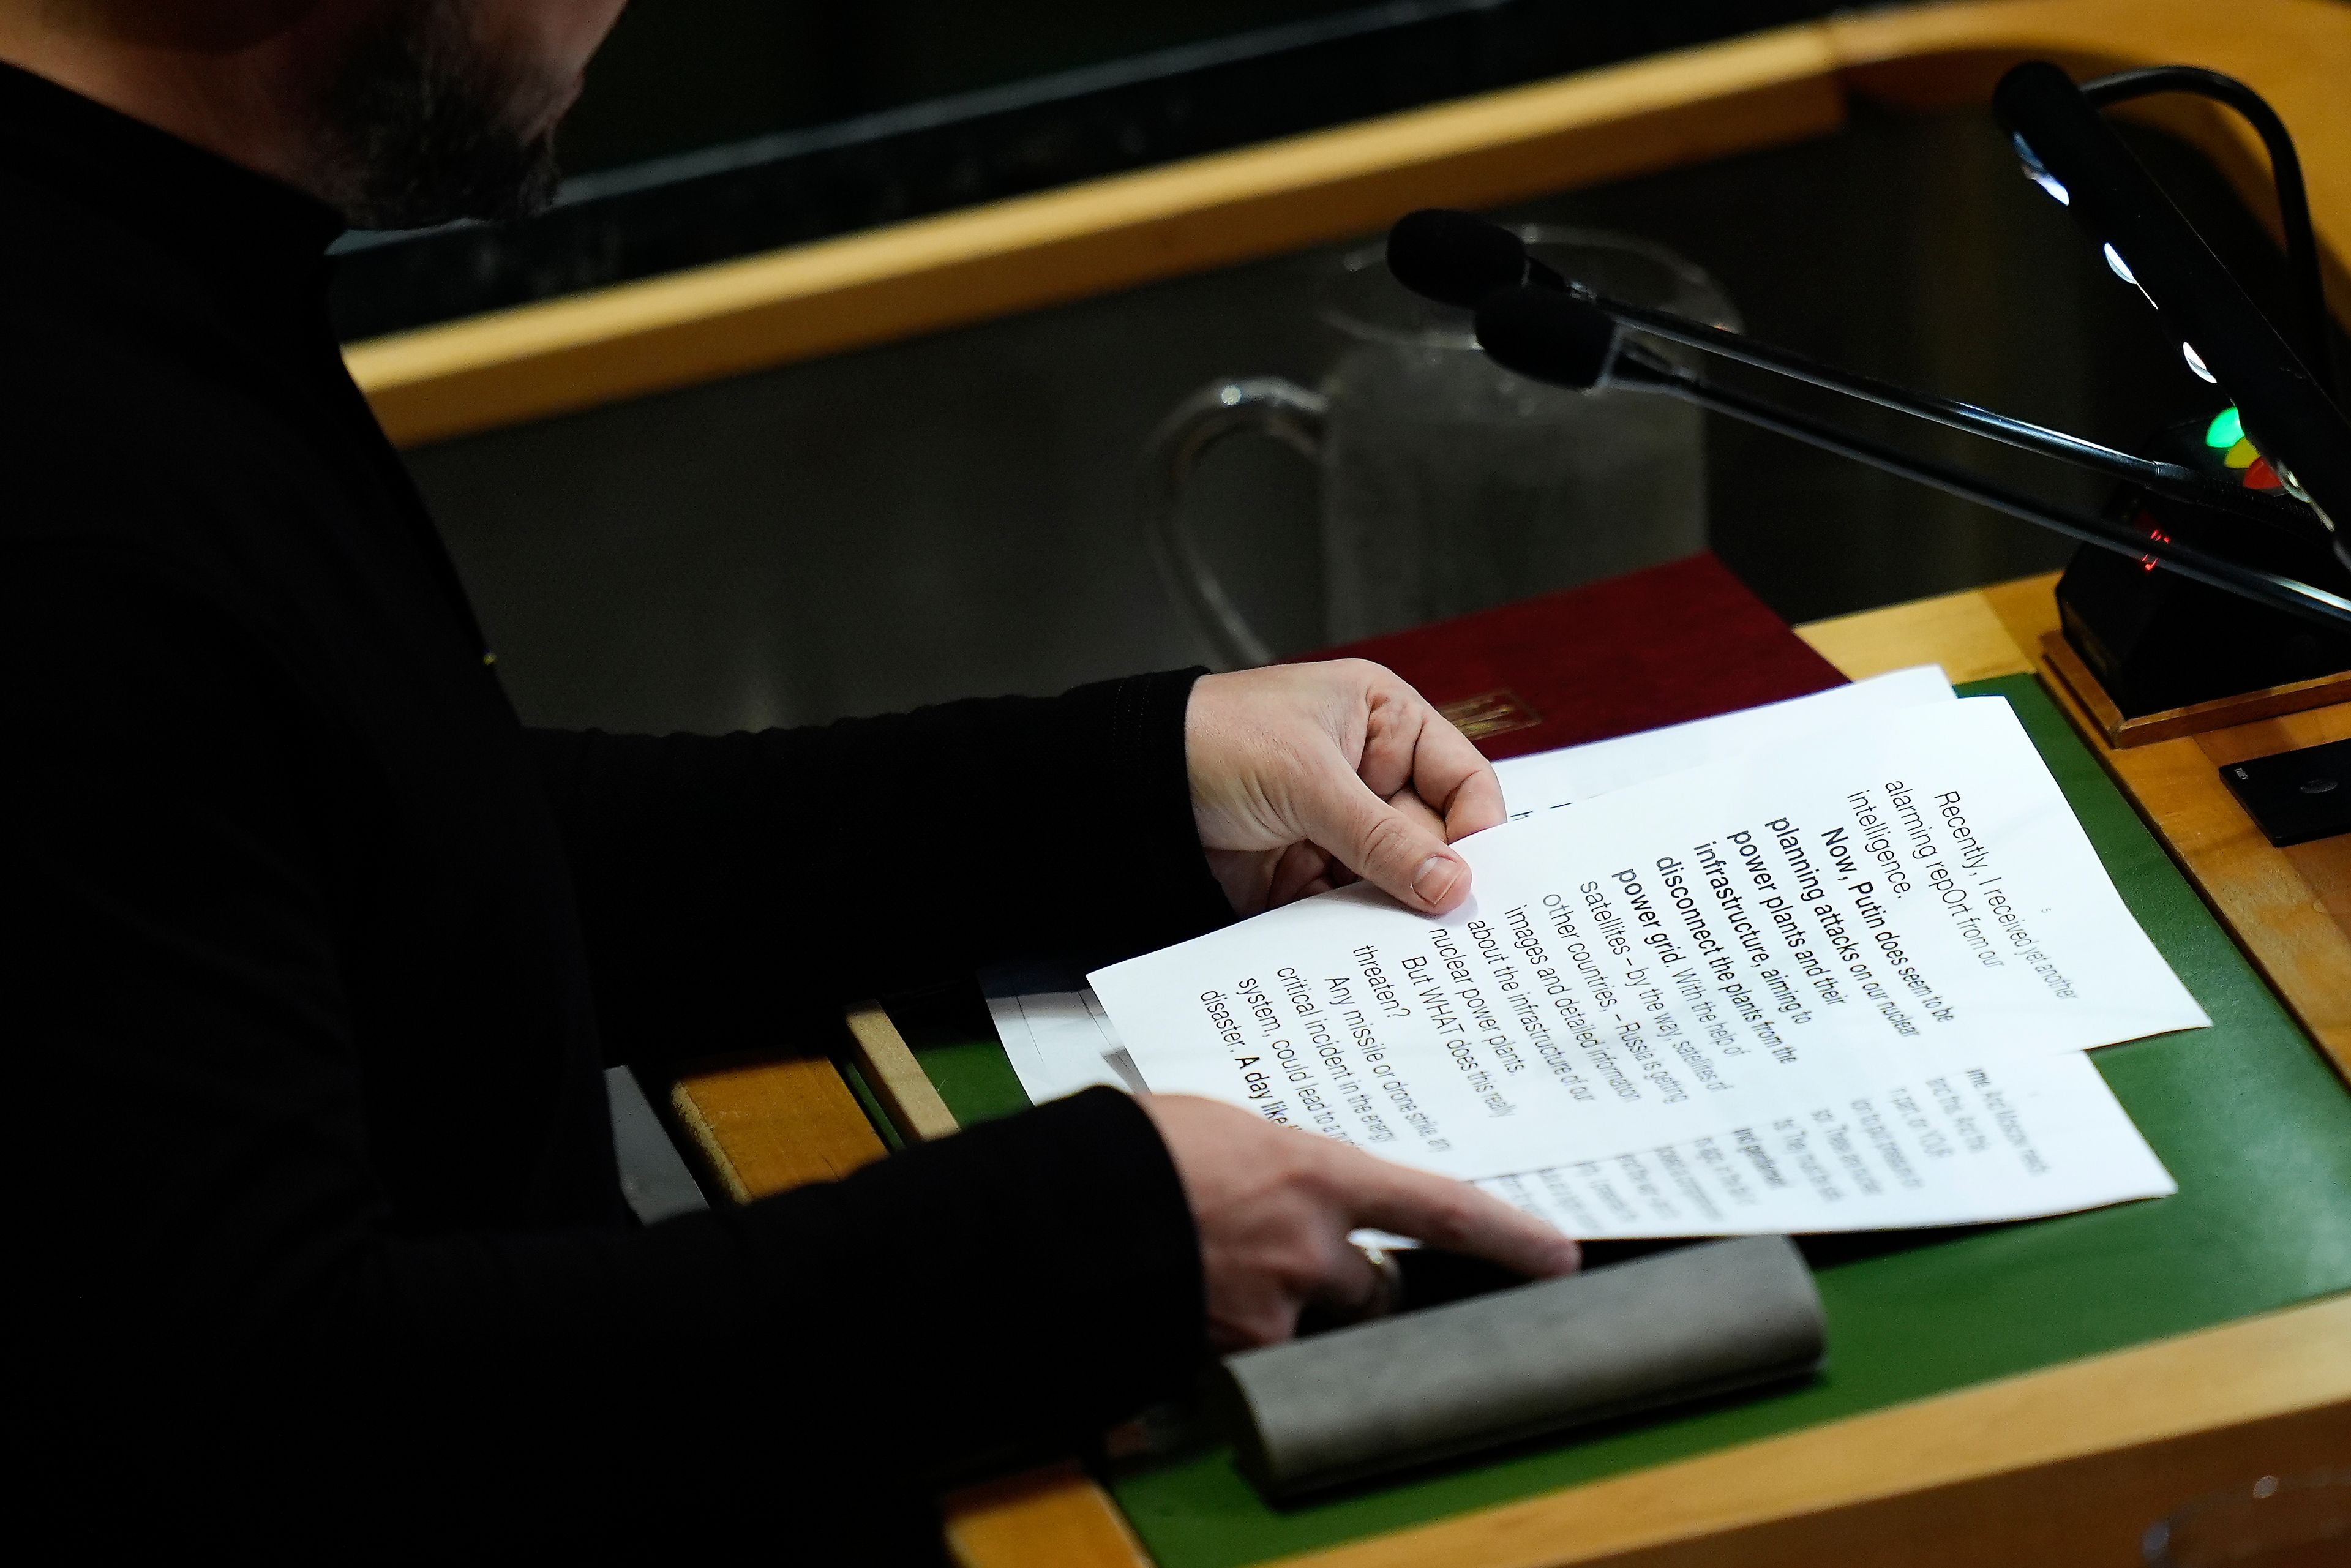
[1343,1156,1581,1280]
[1267,842,1335,909]
[1304,1228,1385,1316]
[1429,743,1504,841]
[1384,786,1447,839]
[1300,763,1472,914]
[1354,677,1507,842]
[1420,717,1507,839]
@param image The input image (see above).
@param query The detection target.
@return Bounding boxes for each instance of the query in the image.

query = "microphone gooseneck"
[1383,211,2312,538]
[1465,283,2351,634]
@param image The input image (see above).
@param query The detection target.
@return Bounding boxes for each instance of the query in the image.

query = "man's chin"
[318,3,571,229]
[332,132,558,230]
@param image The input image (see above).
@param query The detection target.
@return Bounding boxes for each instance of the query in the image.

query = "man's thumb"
[1315,778,1472,913]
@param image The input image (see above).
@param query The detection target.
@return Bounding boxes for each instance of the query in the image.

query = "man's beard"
[315,0,565,230]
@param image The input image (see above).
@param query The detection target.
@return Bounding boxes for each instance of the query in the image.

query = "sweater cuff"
[1066,667,1234,963]
[729,1087,1204,1472]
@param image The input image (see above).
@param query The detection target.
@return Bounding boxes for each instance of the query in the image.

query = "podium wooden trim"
[844,1000,961,1144]
[667,1054,887,1201]
[1270,1297,2350,1568]
[350,0,2350,450]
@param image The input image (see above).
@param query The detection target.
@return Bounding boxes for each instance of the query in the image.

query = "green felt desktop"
[899,675,2351,1568]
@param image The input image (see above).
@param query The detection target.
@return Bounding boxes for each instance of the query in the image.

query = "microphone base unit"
[2040,625,2351,751]
[2054,418,2351,738]
[2054,500,2351,740]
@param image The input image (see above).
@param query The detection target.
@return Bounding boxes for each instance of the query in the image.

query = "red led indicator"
[2244,456,2283,490]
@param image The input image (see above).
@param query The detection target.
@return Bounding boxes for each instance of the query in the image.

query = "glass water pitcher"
[1146,229,1739,667]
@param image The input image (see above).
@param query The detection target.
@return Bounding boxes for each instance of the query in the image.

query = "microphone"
[1469,282,1621,391]
[1385,208,1567,307]
[1385,209,2311,539]
[1467,282,2351,633]
[1997,61,2349,529]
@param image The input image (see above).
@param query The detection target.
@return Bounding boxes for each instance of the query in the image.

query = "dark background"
[378,3,2340,737]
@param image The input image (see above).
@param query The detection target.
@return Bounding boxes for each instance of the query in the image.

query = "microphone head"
[1386,209,1530,309]
[1475,285,1619,391]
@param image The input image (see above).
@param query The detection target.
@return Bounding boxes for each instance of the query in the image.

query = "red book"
[1303,553,1847,760]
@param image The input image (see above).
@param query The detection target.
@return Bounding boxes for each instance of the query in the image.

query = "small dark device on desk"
[2221,737,2351,846]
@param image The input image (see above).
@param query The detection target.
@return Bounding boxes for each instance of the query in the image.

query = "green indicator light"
[2205,405,2243,448]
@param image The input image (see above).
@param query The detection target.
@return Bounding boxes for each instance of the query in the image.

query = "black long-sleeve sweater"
[1,61,1229,1558]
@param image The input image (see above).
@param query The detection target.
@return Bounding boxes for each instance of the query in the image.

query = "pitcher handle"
[1142,377,1329,670]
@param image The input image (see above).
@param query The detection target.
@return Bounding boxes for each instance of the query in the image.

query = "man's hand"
[1141,1094,1580,1349]
[1187,661,1504,917]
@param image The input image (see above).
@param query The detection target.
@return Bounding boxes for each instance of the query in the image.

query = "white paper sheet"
[1473,1048,2174,1237]
[1087,696,2203,1229]
[994,669,1960,1108]
[1494,665,1955,820]
[983,983,1142,1100]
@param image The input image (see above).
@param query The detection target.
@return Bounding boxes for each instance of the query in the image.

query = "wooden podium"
[671,569,2351,1568]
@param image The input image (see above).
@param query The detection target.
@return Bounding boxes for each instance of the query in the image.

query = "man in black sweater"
[4,2,1577,1556]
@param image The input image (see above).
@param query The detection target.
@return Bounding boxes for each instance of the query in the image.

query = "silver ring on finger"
[1352,1240,1404,1321]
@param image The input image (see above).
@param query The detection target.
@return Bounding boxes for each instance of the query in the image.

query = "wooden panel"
[845,1001,961,1144]
[2284,832,2351,945]
[944,1463,1156,1568]
[1579,1402,2350,1568]
[669,1056,887,1202]
[351,28,1846,445]
[1269,1295,2351,1568]
[1793,580,2037,683]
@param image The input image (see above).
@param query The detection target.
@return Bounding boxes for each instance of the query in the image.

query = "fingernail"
[1413,855,1461,906]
